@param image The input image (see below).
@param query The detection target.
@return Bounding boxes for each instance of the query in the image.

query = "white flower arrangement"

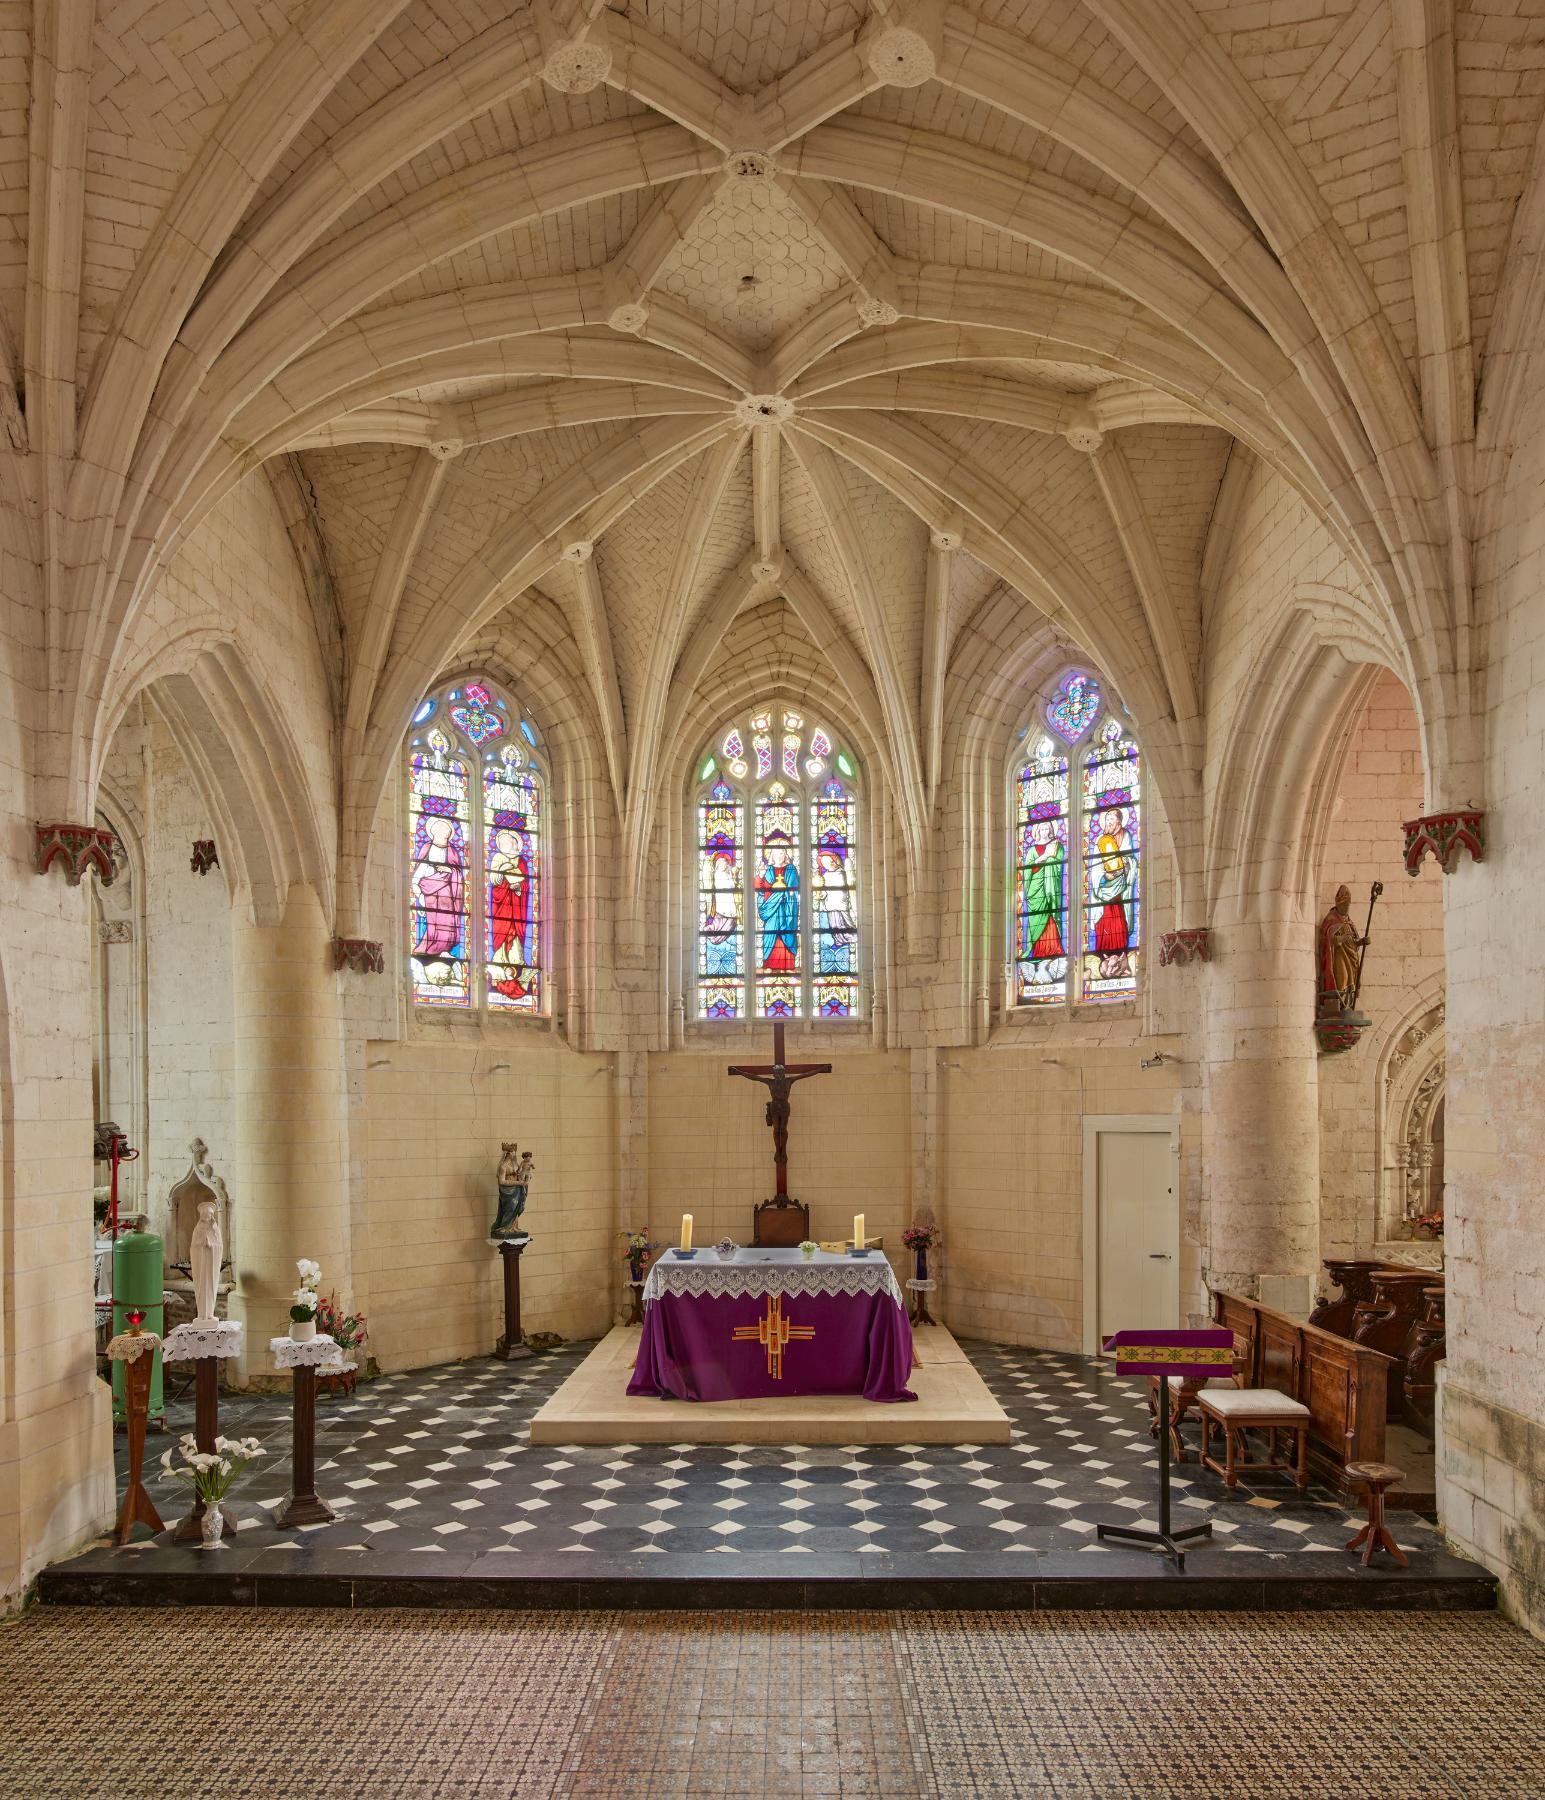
[799,1239,818,1260]
[290,1259,321,1323]
[161,1432,264,1502]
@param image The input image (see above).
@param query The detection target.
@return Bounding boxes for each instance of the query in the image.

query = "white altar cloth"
[641,1246,903,1308]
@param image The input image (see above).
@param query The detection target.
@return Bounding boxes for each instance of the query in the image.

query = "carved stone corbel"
[190,839,219,875]
[332,937,385,975]
[35,822,117,886]
[1402,810,1485,875]
[1158,928,1212,967]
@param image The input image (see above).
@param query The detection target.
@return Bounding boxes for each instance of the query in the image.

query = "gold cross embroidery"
[731,1293,815,1380]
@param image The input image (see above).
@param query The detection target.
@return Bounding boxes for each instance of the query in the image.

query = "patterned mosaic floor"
[4,1606,1543,1797]
[100,1339,1444,1562]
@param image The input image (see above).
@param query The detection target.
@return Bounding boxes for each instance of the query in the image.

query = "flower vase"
[291,1318,316,1343]
[199,1502,224,1549]
[914,1246,929,1285]
[628,1258,644,1285]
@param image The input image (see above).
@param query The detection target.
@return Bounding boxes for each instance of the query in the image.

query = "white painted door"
[1090,1125,1177,1350]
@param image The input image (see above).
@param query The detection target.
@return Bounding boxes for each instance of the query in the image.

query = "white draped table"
[629,1247,916,1404]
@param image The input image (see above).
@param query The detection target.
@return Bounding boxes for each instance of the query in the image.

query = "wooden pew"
[1210,1291,1393,1492]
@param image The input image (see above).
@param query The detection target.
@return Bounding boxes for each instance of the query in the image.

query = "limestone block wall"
[1315,671,1445,1260]
[647,1045,911,1286]
[139,714,235,1222]
[1438,367,1545,1637]
[362,1040,614,1367]
[940,1042,1187,1352]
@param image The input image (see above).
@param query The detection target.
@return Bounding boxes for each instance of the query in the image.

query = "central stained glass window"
[694,706,859,1021]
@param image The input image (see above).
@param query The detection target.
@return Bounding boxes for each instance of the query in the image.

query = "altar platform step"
[526,1325,1013,1446]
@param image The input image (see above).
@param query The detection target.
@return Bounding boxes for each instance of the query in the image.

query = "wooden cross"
[731,1293,816,1380]
[727,1021,832,1198]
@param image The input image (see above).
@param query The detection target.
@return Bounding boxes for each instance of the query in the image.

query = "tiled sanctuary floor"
[86,1338,1445,1561]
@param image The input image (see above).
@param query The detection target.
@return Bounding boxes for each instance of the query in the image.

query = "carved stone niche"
[164,1138,233,1281]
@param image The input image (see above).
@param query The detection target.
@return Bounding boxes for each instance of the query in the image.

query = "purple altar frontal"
[627,1248,917,1405]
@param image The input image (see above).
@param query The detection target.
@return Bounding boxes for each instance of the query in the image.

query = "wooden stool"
[1197,1388,1311,1490]
[1344,1461,1408,1567]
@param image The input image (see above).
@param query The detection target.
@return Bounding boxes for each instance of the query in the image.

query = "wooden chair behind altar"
[753,1196,810,1247]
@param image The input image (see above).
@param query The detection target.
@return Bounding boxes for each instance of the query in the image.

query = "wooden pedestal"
[113,1352,164,1546]
[276,1363,336,1528]
[496,1235,532,1360]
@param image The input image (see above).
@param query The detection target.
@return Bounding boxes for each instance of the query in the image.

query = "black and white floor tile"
[102,1339,1442,1562]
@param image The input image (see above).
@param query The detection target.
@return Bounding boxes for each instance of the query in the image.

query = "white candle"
[854,1213,865,1252]
[680,1213,693,1252]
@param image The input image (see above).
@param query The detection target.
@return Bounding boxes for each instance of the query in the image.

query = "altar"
[627,1247,917,1405]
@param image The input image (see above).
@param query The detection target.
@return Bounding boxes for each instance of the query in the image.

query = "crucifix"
[728,1021,832,1201]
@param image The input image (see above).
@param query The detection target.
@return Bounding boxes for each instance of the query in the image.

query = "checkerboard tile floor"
[109,1340,1442,1561]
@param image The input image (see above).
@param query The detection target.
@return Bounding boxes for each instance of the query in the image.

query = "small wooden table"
[1345,1460,1408,1566]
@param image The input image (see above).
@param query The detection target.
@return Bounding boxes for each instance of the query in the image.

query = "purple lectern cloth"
[627,1289,917,1403]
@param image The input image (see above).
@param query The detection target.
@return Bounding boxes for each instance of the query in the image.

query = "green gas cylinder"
[111,1227,164,1424]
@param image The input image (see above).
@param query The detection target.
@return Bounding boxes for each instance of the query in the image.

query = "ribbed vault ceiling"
[15,0,1535,924]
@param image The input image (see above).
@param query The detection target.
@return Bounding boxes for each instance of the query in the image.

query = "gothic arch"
[1375,985,1447,1248]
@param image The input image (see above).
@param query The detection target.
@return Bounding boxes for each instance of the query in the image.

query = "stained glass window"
[406,679,546,1014]
[694,707,861,1020]
[1011,673,1141,1007]
[1013,735,1069,1006]
[409,729,471,1008]
[1080,718,1141,1001]
[698,779,744,1021]
[485,745,541,1012]
[811,780,858,1018]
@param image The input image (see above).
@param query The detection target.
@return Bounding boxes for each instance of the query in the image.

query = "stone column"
[1200,906,1321,1316]
[228,884,349,1382]
[0,853,116,1603]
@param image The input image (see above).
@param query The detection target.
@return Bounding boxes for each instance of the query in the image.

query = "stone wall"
[1437,351,1545,1637]
[1315,671,1446,1261]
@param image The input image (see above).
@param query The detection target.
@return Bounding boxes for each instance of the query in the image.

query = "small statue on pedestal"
[491,1143,534,1238]
[190,1199,222,1325]
[1315,881,1381,1055]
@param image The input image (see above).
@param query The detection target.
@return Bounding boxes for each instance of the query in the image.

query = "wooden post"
[276,1364,335,1528]
[113,1352,164,1546]
[497,1235,532,1360]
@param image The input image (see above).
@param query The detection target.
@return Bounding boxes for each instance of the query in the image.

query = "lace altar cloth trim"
[270,1333,346,1368]
[643,1254,902,1308]
[163,1321,245,1361]
[106,1331,162,1363]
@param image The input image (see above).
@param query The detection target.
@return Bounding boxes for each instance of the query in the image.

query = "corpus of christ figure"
[728,1021,832,1201]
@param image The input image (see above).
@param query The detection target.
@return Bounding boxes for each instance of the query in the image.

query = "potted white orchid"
[290,1257,321,1342]
[161,1432,265,1549]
